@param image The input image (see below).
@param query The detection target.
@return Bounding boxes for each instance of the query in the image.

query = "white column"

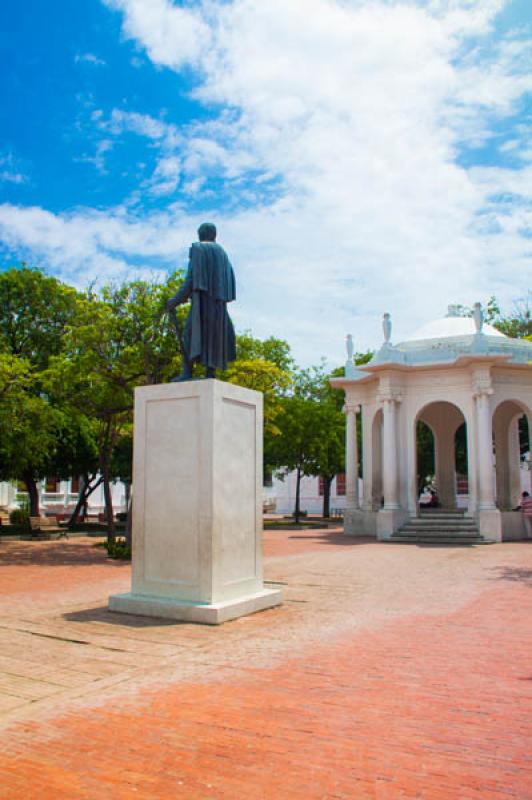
[345,404,359,510]
[494,414,507,509]
[361,407,373,511]
[475,390,496,511]
[406,413,418,516]
[508,416,522,508]
[371,414,383,510]
[382,398,399,510]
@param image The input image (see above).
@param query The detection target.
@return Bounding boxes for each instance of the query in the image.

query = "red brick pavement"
[0,532,531,799]
[0,538,126,596]
[0,528,342,599]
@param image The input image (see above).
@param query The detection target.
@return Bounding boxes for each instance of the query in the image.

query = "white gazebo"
[331,304,532,543]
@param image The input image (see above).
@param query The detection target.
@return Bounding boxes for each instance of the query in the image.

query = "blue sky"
[1,1,203,211]
[1,0,530,364]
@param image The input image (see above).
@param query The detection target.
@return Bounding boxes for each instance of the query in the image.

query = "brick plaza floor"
[0,530,530,799]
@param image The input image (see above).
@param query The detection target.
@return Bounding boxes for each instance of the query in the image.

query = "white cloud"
[2,0,531,365]
[76,139,114,174]
[148,155,182,195]
[75,52,106,67]
[103,0,211,69]
[104,109,180,144]
[0,153,28,185]
[0,171,26,185]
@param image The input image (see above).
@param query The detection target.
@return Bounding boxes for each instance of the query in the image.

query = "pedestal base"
[377,508,407,540]
[344,509,377,537]
[109,588,283,625]
[478,509,502,543]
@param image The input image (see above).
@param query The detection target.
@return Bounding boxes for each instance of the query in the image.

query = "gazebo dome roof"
[344,303,532,376]
[406,309,506,343]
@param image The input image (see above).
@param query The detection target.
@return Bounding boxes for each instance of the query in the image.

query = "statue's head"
[198,222,217,242]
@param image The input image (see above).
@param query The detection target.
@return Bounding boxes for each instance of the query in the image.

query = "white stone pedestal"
[377,508,408,540]
[344,509,377,537]
[109,379,282,624]
[478,509,502,543]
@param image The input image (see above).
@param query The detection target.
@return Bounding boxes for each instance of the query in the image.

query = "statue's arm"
[166,268,193,311]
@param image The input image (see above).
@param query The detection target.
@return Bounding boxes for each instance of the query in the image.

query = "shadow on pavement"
[0,541,129,569]
[490,566,532,586]
[63,605,179,628]
[287,534,374,545]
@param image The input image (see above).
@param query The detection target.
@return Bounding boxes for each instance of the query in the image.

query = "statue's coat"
[170,242,237,370]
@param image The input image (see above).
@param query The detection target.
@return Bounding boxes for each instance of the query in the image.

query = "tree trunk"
[322,475,333,518]
[68,486,86,528]
[294,467,302,524]
[23,471,39,517]
[67,474,104,528]
[102,459,115,541]
[99,419,116,542]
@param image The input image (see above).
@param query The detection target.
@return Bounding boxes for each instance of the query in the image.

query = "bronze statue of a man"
[166,222,237,381]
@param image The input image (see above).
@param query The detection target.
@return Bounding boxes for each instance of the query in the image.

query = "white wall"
[265,472,363,515]
[0,478,127,516]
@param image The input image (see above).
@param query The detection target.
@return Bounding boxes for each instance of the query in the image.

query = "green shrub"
[105,537,131,560]
[9,508,30,529]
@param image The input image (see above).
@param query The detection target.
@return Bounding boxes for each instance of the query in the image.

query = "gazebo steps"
[391,513,490,545]
[419,510,467,518]
[389,535,488,545]
[403,521,478,531]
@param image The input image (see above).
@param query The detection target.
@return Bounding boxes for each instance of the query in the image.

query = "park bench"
[29,516,68,540]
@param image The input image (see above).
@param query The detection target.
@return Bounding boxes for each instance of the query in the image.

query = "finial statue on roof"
[383,312,392,345]
[473,302,484,334]
[346,334,354,364]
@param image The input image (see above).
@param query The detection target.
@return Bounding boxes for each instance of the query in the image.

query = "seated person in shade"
[419,488,440,509]
[513,491,532,537]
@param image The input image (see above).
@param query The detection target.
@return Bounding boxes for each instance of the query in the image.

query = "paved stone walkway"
[0,531,530,798]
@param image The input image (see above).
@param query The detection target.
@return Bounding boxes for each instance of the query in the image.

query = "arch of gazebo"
[493,398,530,511]
[415,400,468,511]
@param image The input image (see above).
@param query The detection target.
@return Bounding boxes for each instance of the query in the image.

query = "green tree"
[0,352,31,404]
[0,387,66,516]
[267,356,373,521]
[454,294,532,339]
[222,333,294,482]
[223,358,292,438]
[52,413,101,528]
[310,402,345,517]
[291,363,346,516]
[111,428,133,545]
[235,333,295,373]
[45,272,186,539]
[266,395,321,523]
[0,354,33,489]
[0,266,79,369]
[0,267,81,513]
[0,353,94,517]
[489,293,532,339]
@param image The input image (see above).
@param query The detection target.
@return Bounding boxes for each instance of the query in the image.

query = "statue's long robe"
[170,242,237,370]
